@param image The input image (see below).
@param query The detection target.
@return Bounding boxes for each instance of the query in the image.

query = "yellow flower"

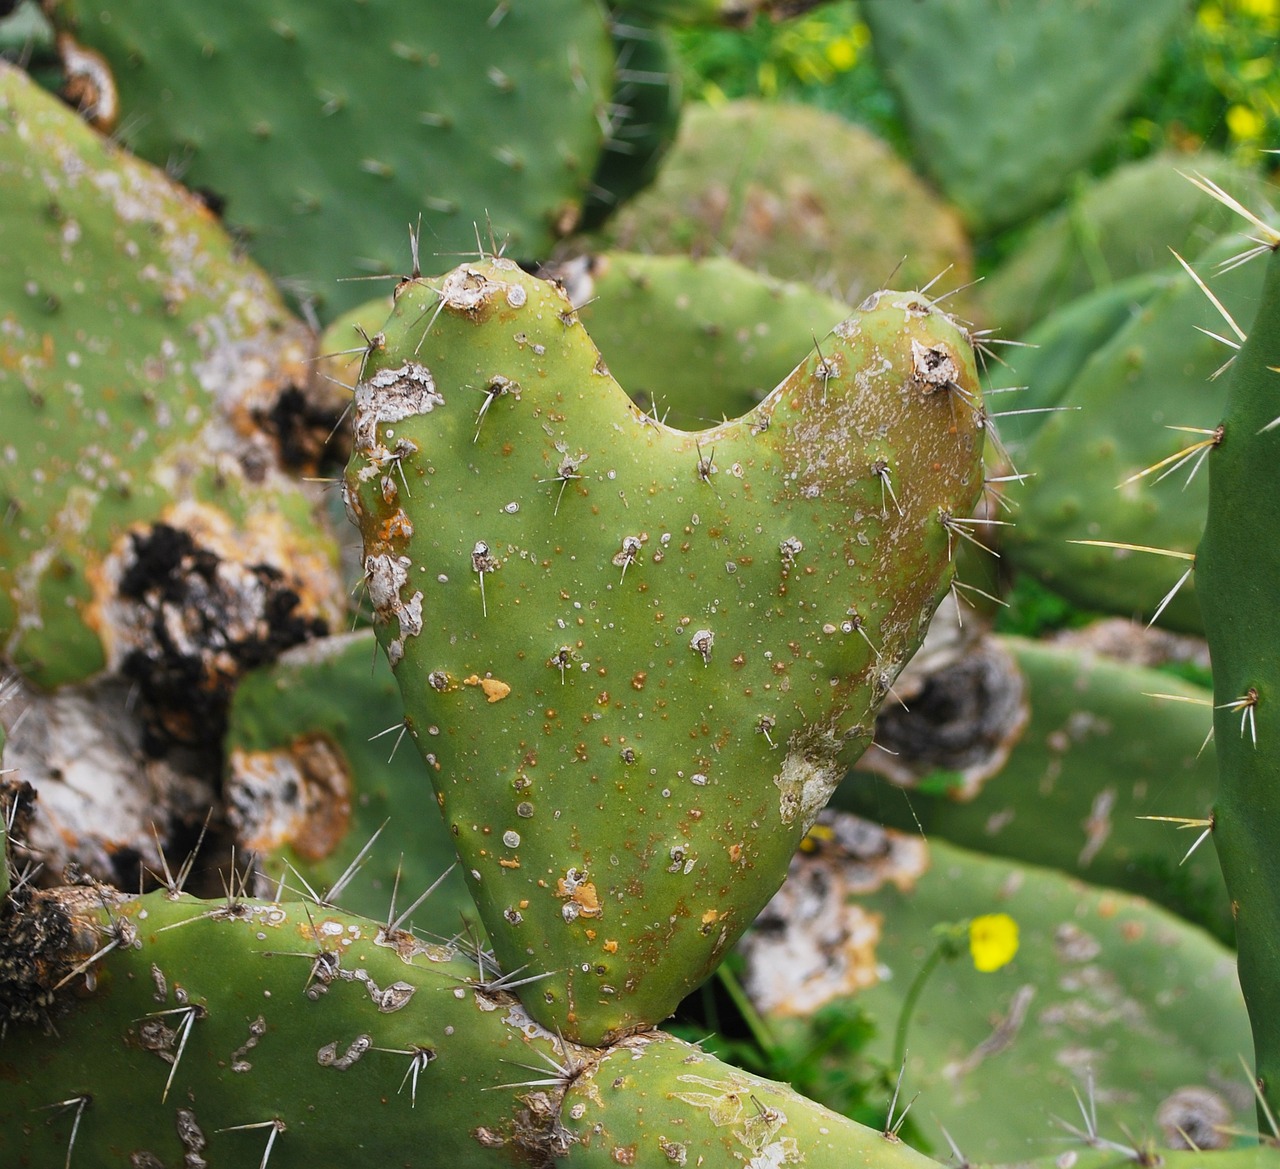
[1236,0,1276,19]
[968,913,1019,972]
[1227,103,1266,141]
[825,36,858,72]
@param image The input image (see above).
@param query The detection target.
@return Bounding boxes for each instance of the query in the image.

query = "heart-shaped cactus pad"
[344,258,985,1044]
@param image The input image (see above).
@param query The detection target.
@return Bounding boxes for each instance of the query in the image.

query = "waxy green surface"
[0,61,340,691]
[1199,242,1280,1122]
[50,0,614,319]
[345,258,985,1043]
[0,887,942,1167]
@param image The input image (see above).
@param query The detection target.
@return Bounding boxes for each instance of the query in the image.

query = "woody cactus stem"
[344,258,985,1044]
[1198,236,1280,1122]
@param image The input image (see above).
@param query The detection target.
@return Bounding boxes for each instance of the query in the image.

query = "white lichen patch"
[740,810,928,1017]
[353,361,444,458]
[740,861,883,1017]
[438,263,517,312]
[910,337,960,392]
[0,671,214,883]
[772,735,845,832]
[363,552,424,667]
[502,999,561,1044]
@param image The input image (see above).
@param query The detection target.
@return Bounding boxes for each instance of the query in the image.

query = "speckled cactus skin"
[321,251,850,437]
[344,257,985,1043]
[1198,239,1280,1122]
[46,0,614,319]
[0,885,943,1168]
[0,61,343,714]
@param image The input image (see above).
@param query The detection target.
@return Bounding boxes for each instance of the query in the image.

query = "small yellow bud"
[968,913,1019,972]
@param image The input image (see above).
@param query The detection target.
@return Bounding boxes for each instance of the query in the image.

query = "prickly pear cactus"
[344,257,986,1043]
[981,270,1173,453]
[744,816,1253,1161]
[46,0,615,317]
[1005,232,1271,633]
[977,152,1274,336]
[597,100,973,305]
[0,61,343,714]
[549,251,852,429]
[859,0,1189,233]
[0,884,944,1168]
[839,635,1230,940]
[1198,231,1280,1121]
[579,18,683,232]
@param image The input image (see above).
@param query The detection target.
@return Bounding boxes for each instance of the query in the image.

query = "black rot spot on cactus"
[116,524,329,752]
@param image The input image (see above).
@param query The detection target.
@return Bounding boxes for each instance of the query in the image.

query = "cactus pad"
[0,884,946,1167]
[48,0,614,318]
[597,100,973,305]
[861,0,1189,233]
[344,257,985,1042]
[0,61,343,717]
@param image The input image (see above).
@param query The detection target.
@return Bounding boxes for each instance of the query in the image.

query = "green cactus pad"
[558,1031,939,1167]
[977,153,1275,336]
[0,885,945,1166]
[596,100,973,306]
[579,19,683,232]
[836,635,1230,941]
[0,61,343,712]
[860,0,1189,234]
[982,272,1173,455]
[1005,232,1271,633]
[551,251,852,429]
[1198,239,1280,1121]
[743,817,1252,1162]
[344,257,986,1043]
[324,252,851,438]
[48,0,614,319]
[225,631,479,935]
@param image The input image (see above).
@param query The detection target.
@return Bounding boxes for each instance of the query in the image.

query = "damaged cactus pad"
[344,258,986,1043]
